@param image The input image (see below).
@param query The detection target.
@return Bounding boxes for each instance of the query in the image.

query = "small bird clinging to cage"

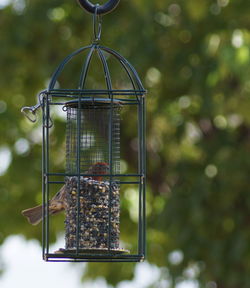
[21,162,109,225]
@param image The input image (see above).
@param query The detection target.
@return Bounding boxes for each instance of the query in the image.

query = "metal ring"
[77,0,120,15]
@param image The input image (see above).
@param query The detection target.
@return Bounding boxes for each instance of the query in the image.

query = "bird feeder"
[21,0,146,262]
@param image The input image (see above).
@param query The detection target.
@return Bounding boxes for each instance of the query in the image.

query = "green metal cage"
[22,0,146,262]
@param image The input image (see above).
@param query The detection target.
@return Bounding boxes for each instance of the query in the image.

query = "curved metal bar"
[78,45,96,89]
[97,46,113,91]
[118,59,140,102]
[100,47,141,101]
[100,47,140,101]
[77,0,120,15]
[99,46,146,92]
[48,45,92,91]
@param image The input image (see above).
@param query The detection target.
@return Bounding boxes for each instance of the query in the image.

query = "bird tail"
[21,205,43,225]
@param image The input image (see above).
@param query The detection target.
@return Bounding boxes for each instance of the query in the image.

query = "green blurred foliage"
[1,0,250,287]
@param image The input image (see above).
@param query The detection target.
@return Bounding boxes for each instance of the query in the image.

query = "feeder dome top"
[47,44,146,99]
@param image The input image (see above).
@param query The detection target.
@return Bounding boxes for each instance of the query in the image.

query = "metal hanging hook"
[77,0,120,15]
[93,5,102,42]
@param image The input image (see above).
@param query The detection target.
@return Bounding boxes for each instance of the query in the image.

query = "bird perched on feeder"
[21,162,109,225]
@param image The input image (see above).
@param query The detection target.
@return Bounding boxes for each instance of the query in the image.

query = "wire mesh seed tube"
[65,100,121,175]
[61,99,124,253]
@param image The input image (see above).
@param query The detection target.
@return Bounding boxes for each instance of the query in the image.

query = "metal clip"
[21,102,41,123]
[21,91,53,128]
[93,5,102,43]
[21,91,46,123]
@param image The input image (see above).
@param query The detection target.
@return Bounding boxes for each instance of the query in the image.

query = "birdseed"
[64,176,120,250]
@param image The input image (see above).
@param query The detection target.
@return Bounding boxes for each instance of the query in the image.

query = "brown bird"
[21,162,109,225]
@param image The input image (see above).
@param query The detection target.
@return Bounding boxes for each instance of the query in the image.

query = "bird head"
[89,162,109,181]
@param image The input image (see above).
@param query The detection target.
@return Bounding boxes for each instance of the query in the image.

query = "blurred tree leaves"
[1,0,250,287]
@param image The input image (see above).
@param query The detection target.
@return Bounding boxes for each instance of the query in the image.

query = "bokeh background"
[1,0,250,287]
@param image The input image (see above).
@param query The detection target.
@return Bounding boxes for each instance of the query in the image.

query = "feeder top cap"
[64,98,122,108]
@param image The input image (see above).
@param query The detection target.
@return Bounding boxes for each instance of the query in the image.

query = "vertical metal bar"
[42,95,46,259]
[45,94,50,256]
[142,96,146,258]
[97,47,113,251]
[74,45,96,256]
[108,99,114,251]
[138,99,143,255]
[76,93,81,255]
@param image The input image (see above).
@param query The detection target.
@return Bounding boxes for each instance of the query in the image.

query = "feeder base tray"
[54,247,129,255]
